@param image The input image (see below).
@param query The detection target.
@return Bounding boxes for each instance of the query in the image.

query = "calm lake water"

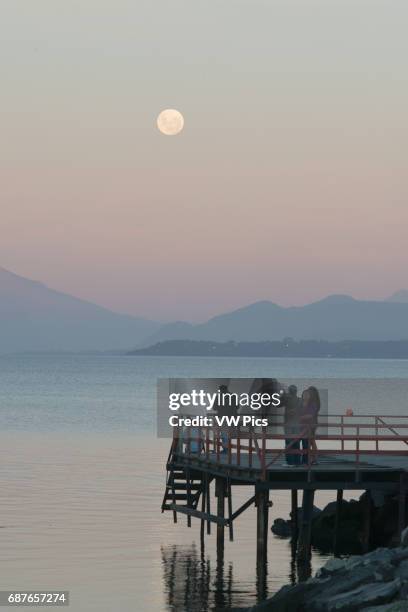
[0,354,407,611]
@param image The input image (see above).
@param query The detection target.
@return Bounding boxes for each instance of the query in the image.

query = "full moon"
[157,109,184,136]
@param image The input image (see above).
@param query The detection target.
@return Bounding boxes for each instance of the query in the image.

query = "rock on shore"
[250,538,408,611]
[271,492,401,554]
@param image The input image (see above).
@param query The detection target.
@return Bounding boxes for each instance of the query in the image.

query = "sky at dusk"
[1,0,407,322]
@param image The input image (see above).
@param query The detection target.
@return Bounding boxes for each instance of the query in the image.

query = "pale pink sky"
[1,0,407,321]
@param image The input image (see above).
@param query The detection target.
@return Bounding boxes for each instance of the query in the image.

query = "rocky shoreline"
[244,492,408,611]
[248,530,408,612]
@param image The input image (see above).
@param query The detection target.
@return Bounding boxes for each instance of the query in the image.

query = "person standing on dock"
[214,384,239,454]
[284,385,301,466]
[300,386,321,465]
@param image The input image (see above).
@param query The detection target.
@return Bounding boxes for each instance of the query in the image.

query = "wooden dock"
[161,414,408,564]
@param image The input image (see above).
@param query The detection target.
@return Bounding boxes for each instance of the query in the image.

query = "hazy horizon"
[1,0,407,320]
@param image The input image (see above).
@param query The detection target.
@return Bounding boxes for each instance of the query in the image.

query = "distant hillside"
[140,295,408,345]
[0,267,160,353]
[386,290,408,303]
[130,339,408,359]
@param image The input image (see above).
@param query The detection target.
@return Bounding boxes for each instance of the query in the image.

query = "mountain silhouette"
[141,295,408,345]
[2,267,408,352]
[0,267,160,353]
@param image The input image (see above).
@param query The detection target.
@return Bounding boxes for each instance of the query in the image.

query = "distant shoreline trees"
[129,339,408,359]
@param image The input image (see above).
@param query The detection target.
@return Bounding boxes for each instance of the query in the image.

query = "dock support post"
[256,488,269,568]
[333,489,343,554]
[291,489,299,545]
[206,473,211,535]
[186,467,192,527]
[227,479,234,542]
[398,474,407,540]
[298,489,315,561]
[215,477,226,559]
[200,477,206,545]
[362,490,373,553]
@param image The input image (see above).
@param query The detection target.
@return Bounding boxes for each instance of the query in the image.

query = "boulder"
[308,578,401,612]
[271,518,292,538]
[311,498,364,553]
[401,526,408,548]
[363,603,408,612]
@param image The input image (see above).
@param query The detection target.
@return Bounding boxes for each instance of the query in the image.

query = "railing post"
[356,425,360,481]
[237,424,241,466]
[249,426,253,468]
[261,424,266,480]
[341,416,344,452]
[187,426,191,457]
[375,416,379,452]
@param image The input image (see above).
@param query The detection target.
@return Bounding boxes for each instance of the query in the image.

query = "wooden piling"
[333,489,343,554]
[362,490,373,553]
[398,474,407,540]
[256,488,269,567]
[206,474,211,535]
[297,488,315,561]
[186,467,192,527]
[200,477,206,544]
[291,489,298,543]
[227,479,234,542]
[215,477,226,558]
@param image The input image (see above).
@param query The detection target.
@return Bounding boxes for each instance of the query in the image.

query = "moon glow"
[157,109,184,136]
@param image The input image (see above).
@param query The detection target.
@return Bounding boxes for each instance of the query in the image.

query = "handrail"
[173,414,408,481]
[376,416,408,447]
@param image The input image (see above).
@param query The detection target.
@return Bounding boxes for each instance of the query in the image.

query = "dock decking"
[161,414,408,565]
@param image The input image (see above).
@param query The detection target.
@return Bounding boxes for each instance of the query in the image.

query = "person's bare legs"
[310,438,318,463]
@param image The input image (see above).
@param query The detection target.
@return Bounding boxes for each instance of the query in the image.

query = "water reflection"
[161,539,317,611]
[161,544,242,611]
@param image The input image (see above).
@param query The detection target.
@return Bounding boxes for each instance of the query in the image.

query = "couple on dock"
[284,385,320,467]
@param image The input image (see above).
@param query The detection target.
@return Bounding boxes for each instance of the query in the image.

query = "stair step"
[162,503,189,511]
[163,493,190,501]
[166,483,202,491]
[162,501,200,511]
[169,477,200,483]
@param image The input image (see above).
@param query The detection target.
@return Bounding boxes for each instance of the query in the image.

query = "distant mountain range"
[0,267,160,353]
[141,294,408,346]
[1,266,408,353]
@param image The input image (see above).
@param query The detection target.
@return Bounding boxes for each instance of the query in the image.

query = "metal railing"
[172,414,408,480]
